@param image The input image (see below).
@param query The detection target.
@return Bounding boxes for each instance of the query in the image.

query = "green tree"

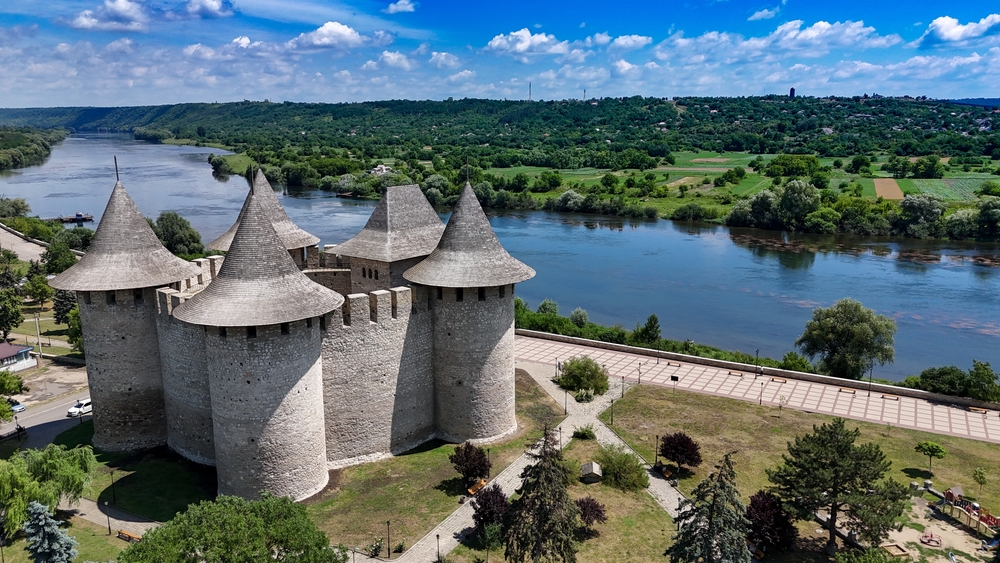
[556,356,609,395]
[631,314,661,346]
[600,174,619,190]
[449,441,492,486]
[504,426,579,563]
[569,307,588,328]
[153,211,205,257]
[795,298,896,380]
[22,501,78,563]
[974,467,988,498]
[0,370,24,423]
[66,306,83,354]
[667,453,750,563]
[40,242,76,275]
[118,494,348,563]
[536,299,558,315]
[482,522,504,563]
[594,444,649,492]
[767,418,906,553]
[0,197,30,218]
[0,288,24,341]
[914,441,946,475]
[24,275,53,307]
[778,180,821,231]
[52,290,75,325]
[0,444,97,538]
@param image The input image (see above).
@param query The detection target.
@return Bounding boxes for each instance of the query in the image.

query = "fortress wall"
[77,287,168,451]
[432,284,517,444]
[155,288,215,466]
[321,286,435,467]
[304,268,352,295]
[348,258,390,294]
[388,257,424,288]
[205,320,328,501]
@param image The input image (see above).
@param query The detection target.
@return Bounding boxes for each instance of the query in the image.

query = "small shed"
[581,461,602,484]
[0,343,34,372]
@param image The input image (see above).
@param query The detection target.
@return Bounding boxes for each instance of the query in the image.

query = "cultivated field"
[874,178,905,200]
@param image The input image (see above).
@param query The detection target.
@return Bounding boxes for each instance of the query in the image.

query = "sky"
[0,0,999,107]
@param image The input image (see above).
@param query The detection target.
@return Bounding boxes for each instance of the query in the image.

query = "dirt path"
[874,178,905,200]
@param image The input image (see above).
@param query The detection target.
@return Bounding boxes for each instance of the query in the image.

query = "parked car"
[6,398,25,413]
[67,397,92,417]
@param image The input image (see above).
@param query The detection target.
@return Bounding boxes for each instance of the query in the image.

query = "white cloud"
[287,21,366,50]
[105,37,136,54]
[429,51,459,68]
[360,60,378,70]
[232,36,251,48]
[448,69,475,82]
[610,34,652,50]
[379,50,414,70]
[185,0,234,18]
[412,42,429,55]
[558,49,590,63]
[915,14,1000,47]
[383,0,416,14]
[749,8,779,21]
[371,30,396,47]
[485,28,570,61]
[613,59,637,73]
[70,0,150,32]
[591,32,611,46]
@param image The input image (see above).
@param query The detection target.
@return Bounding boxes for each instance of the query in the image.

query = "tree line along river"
[1,133,999,381]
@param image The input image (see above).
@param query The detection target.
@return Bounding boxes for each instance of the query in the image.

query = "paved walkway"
[514,335,1000,444]
[59,497,159,537]
[0,224,45,262]
[393,360,685,563]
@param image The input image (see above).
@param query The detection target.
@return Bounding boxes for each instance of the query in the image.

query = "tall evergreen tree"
[767,418,906,554]
[22,501,78,563]
[504,425,579,563]
[667,452,750,563]
[52,291,76,326]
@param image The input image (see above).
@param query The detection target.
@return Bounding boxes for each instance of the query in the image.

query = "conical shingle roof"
[331,184,445,263]
[173,195,343,327]
[403,183,535,288]
[207,170,320,252]
[50,181,201,292]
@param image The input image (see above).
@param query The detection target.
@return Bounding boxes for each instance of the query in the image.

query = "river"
[2,133,998,381]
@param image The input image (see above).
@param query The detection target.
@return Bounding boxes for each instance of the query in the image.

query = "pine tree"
[667,452,750,563]
[22,501,78,563]
[504,425,579,563]
[53,291,76,326]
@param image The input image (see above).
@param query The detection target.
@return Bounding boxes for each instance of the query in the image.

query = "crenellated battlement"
[330,287,413,328]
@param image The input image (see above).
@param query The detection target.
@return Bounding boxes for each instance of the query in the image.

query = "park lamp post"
[638,362,642,385]
[563,389,567,415]
[610,399,614,426]
[868,364,874,397]
[104,501,111,535]
[755,349,760,379]
[621,375,625,398]
[759,381,764,406]
[436,534,440,561]
[654,434,659,464]
[386,521,390,559]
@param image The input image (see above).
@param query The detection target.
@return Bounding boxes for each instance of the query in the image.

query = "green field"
[0,517,125,563]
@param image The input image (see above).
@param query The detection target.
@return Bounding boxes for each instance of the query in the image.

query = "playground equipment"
[920,532,942,547]
[939,487,1000,536]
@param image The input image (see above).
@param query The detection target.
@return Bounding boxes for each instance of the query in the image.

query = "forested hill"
[0,127,69,171]
[0,95,998,160]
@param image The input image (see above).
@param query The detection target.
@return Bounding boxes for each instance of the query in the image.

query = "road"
[3,392,91,449]
[0,224,45,262]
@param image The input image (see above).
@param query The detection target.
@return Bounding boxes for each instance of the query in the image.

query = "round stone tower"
[207,169,320,268]
[50,181,201,451]
[404,183,535,443]
[173,195,343,501]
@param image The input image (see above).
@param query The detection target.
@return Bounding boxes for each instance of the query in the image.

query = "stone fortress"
[51,171,535,501]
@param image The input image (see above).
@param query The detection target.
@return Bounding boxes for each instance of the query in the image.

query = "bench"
[467,478,487,496]
[770,378,786,384]
[117,530,141,543]
[881,394,899,401]
[839,388,856,394]
[969,406,989,414]
[728,371,743,377]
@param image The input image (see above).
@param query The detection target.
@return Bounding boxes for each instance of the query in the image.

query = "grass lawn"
[0,516,125,563]
[305,368,564,552]
[54,421,217,522]
[449,437,675,563]
[39,345,84,360]
[15,316,68,339]
[219,153,256,175]
[670,151,757,168]
[599,385,1000,511]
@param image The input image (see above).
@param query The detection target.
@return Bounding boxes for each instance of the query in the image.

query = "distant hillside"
[951,98,1000,108]
[0,126,69,171]
[0,96,997,161]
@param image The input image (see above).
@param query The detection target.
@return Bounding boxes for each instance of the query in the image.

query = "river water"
[2,133,998,381]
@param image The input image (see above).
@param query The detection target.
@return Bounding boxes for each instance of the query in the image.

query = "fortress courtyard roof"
[173,194,343,327]
[50,181,201,292]
[404,183,535,288]
[330,184,445,263]
[207,169,320,252]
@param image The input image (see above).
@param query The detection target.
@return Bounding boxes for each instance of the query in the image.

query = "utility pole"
[34,313,42,366]
[528,82,531,101]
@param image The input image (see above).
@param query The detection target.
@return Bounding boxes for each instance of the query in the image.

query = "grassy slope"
[600,385,1000,510]
[1,517,125,563]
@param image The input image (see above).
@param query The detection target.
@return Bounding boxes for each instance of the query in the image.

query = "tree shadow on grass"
[903,467,932,480]
[435,476,467,497]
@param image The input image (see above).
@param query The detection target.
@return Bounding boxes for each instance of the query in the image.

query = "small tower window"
[374,269,379,280]
[319,315,326,331]
[106,291,116,306]
[499,285,506,298]
[219,327,227,338]
[280,323,289,335]
[247,326,257,338]
[133,288,144,306]
[368,268,373,279]
[306,317,313,328]
[478,287,486,301]
[362,268,366,278]
[82,292,91,305]
[436,287,443,300]
[456,288,463,302]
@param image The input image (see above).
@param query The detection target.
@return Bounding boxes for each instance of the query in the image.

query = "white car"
[67,397,92,417]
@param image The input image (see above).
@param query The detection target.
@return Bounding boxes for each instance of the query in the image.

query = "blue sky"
[0,0,998,107]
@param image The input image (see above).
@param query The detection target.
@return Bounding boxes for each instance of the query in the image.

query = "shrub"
[556,356,609,395]
[659,432,703,473]
[367,537,384,558]
[575,496,608,533]
[574,389,594,403]
[569,307,588,327]
[746,490,798,552]
[672,203,717,221]
[536,298,559,315]
[595,444,649,492]
[572,424,596,440]
[470,483,508,532]
[449,442,492,485]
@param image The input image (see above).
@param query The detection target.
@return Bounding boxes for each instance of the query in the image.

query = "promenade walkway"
[514,335,1000,444]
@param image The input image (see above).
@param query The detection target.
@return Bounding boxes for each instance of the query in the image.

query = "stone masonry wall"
[321,286,435,467]
[76,287,168,451]
[388,257,423,288]
[431,284,517,443]
[155,288,215,466]
[205,321,328,501]
[304,268,352,296]
[349,258,390,294]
